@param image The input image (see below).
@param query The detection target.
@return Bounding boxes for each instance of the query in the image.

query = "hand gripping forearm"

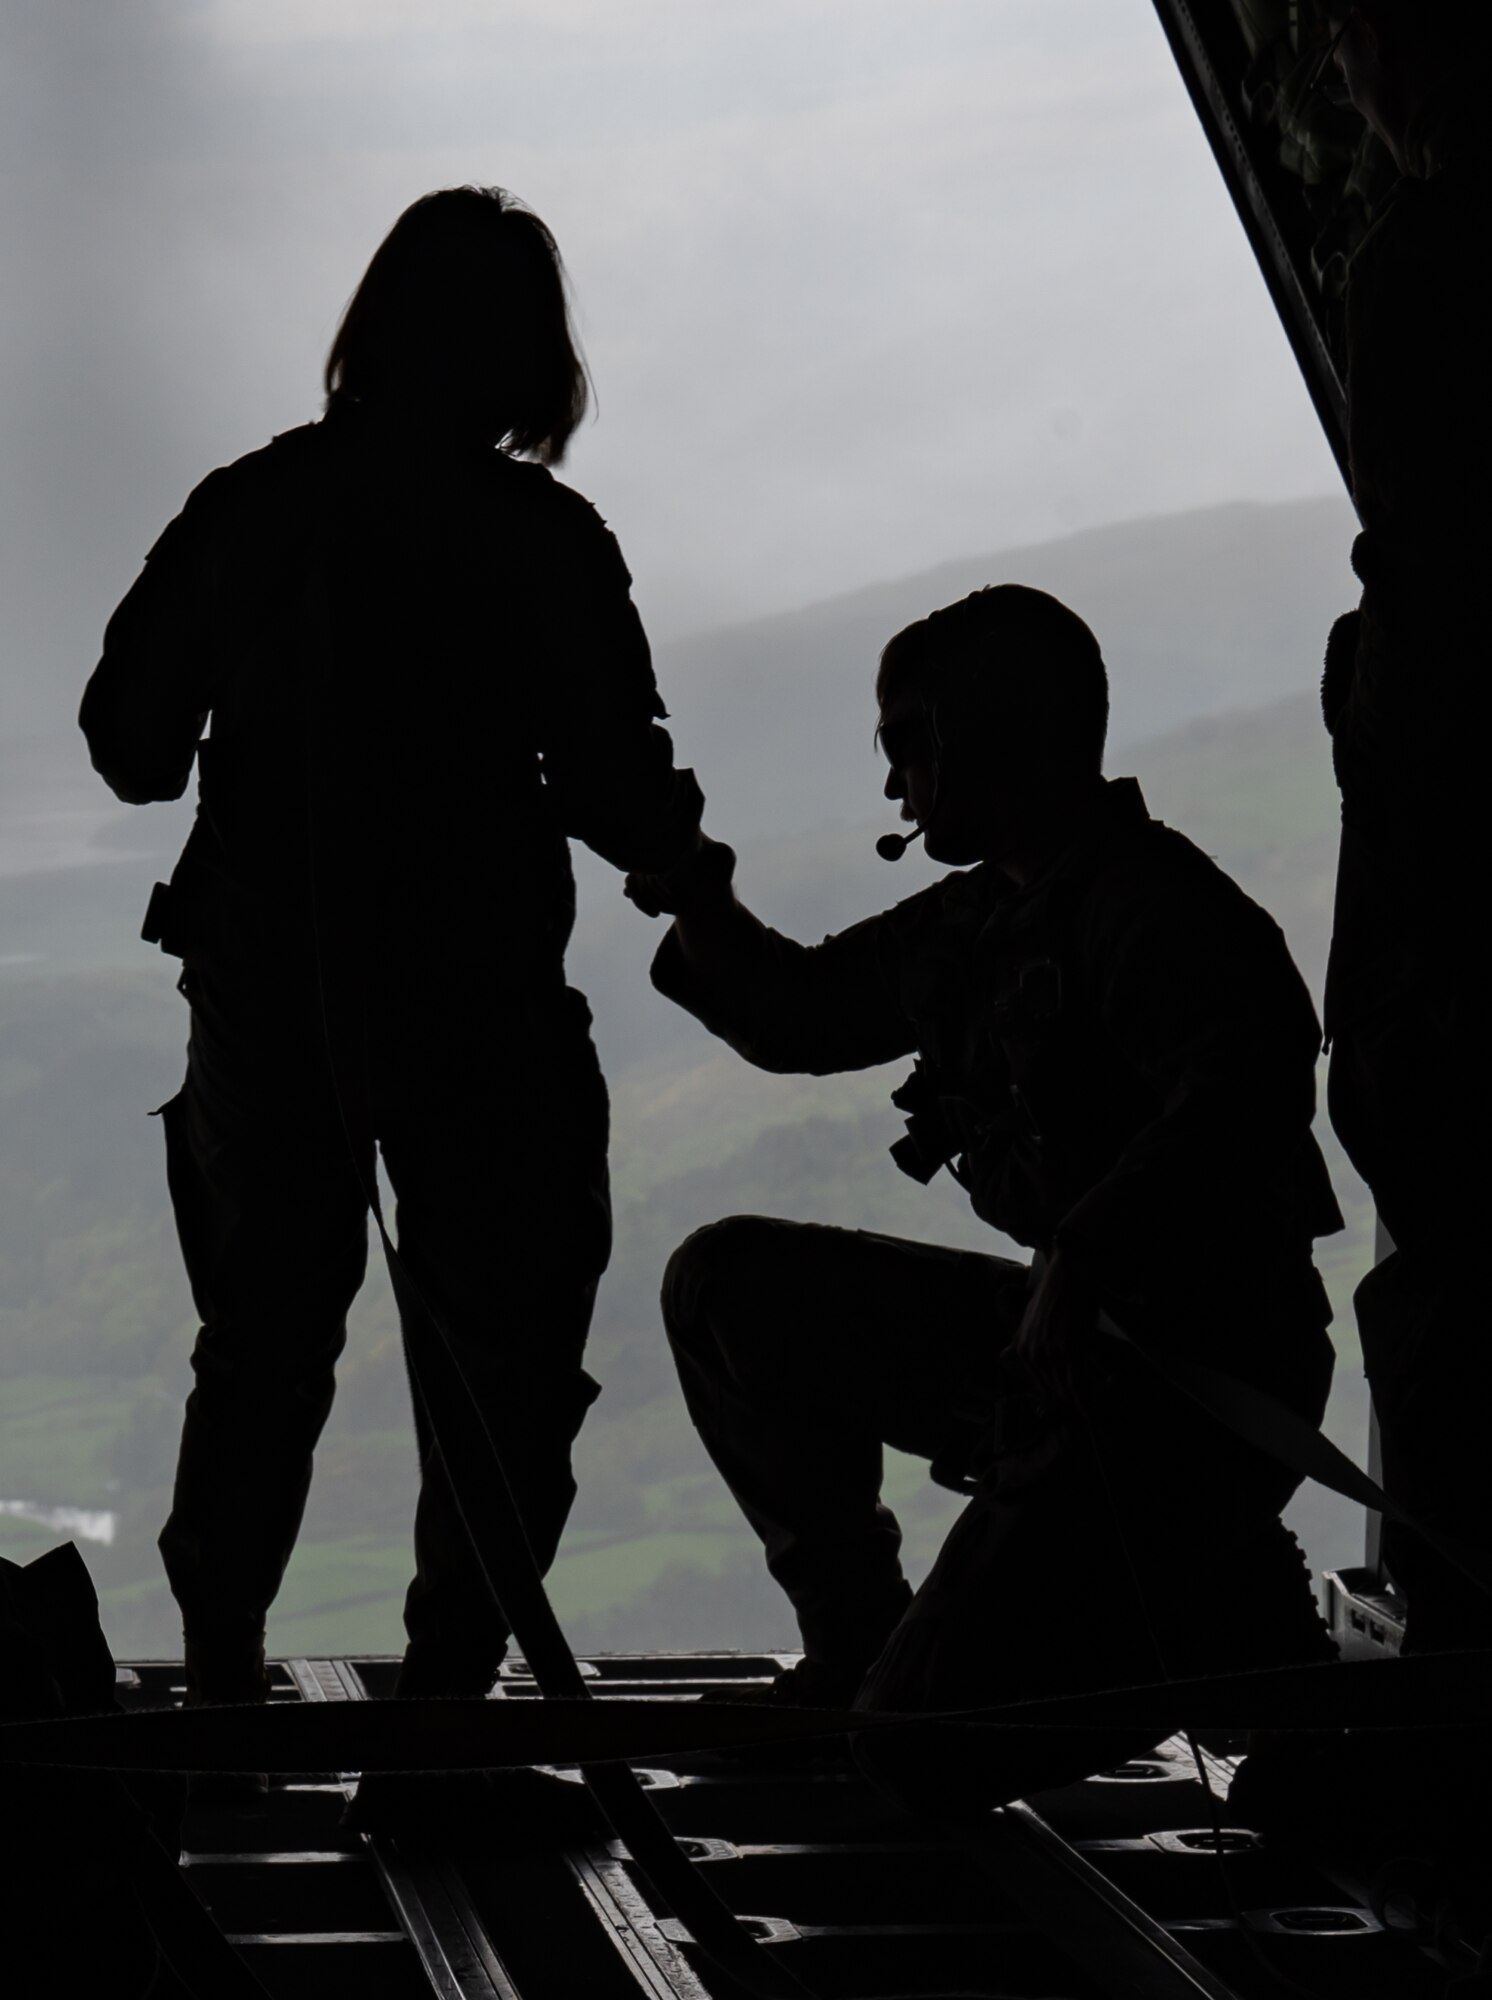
[624,826,738,926]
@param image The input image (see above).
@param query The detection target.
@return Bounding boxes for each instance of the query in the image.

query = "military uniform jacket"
[81,403,701,992]
[655,779,1342,1392]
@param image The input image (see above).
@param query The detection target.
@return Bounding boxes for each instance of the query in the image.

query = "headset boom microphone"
[876,824,925,862]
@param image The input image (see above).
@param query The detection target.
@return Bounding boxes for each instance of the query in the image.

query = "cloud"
[197,0,696,43]
[4,0,1342,736]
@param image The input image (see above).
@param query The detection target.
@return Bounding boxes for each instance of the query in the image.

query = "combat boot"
[705,1655,866,1709]
[343,1646,609,1846]
[181,1626,271,1813]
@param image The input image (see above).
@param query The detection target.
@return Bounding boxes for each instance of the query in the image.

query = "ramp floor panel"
[109,1653,1465,1999]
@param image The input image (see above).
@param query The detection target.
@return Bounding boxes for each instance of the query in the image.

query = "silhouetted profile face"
[878,683,1053,868]
[877,698,937,834]
[876,586,1108,873]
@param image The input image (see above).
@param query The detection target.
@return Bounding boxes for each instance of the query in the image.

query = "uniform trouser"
[664,1215,1334,1809]
[1329,987,1492,1652]
[156,962,610,1689]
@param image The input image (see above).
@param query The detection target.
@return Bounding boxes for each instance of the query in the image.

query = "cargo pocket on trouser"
[154,1083,216,1326]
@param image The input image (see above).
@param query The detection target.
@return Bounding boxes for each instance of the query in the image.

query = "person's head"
[876,585,1108,871]
[1321,2,1479,168]
[324,186,588,460]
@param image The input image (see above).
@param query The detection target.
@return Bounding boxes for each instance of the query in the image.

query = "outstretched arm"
[532,495,705,880]
[636,851,925,1078]
[532,488,923,1076]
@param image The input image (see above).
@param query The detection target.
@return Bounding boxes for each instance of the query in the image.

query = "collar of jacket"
[998,775,1151,915]
[930,778,1149,922]
[320,396,514,467]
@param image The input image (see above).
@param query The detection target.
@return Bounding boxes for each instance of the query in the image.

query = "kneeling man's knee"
[661,1215,779,1355]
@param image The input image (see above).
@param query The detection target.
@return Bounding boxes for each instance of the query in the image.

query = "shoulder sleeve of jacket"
[531,474,662,709]
[650,884,932,1076]
[79,468,238,804]
[523,474,703,874]
[1053,833,1339,1286]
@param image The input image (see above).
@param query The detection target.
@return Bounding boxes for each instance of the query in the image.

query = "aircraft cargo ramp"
[106,1645,1472,2000]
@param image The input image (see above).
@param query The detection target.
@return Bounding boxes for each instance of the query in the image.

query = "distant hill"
[4,491,1356,916]
[654,495,1357,842]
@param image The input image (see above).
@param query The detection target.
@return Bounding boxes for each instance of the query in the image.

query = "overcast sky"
[3,0,1344,736]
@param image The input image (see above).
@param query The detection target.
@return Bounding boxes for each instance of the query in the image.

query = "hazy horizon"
[3,489,1357,898]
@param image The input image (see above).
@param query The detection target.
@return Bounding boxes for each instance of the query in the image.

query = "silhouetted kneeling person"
[635,587,1341,1811]
[80,187,708,1832]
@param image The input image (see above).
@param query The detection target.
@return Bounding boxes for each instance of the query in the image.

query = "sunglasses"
[877,713,935,770]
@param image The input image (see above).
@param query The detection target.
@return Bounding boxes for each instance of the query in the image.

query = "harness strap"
[7,1645,1492,1780]
[1100,1314,1492,1602]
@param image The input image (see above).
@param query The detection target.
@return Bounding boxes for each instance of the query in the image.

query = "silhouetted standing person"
[1318,4,1490,1650]
[81,188,705,1824]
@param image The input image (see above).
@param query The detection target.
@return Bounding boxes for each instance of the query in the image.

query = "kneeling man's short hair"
[878,585,1109,778]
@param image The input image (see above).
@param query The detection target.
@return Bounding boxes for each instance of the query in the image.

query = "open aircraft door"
[1149,1,1400,491]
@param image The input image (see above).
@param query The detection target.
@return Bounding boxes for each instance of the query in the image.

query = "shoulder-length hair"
[324,186,589,464]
